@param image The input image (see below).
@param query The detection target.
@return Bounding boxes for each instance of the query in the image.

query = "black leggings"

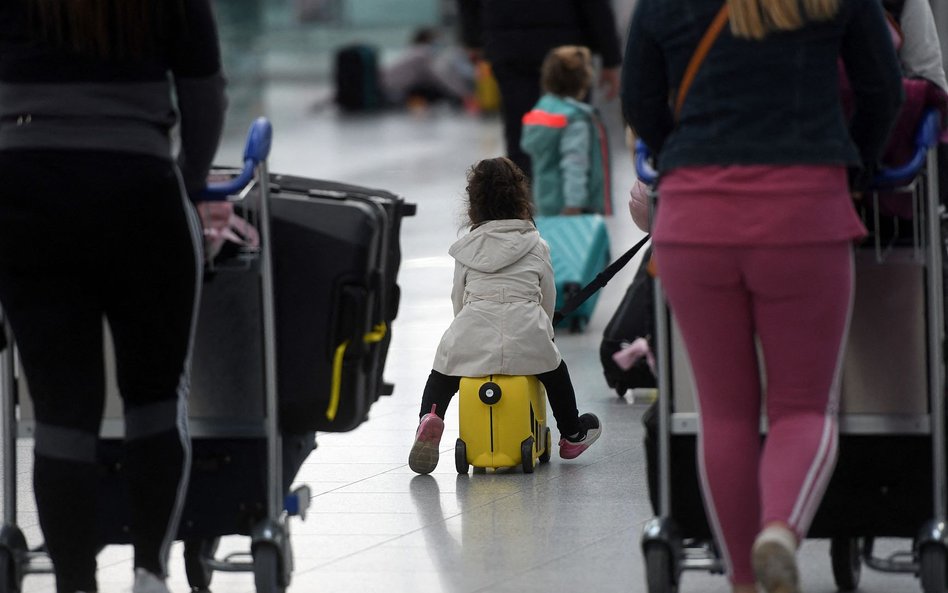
[419,360,583,436]
[491,60,542,178]
[0,150,200,593]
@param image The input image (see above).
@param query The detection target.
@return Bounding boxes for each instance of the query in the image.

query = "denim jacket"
[621,0,904,174]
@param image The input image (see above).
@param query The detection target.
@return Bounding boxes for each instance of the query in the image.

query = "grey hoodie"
[433,219,562,377]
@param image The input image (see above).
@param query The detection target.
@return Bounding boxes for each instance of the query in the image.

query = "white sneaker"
[132,568,170,593]
[751,525,799,593]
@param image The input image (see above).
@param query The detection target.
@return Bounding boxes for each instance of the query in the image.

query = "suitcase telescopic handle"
[200,117,273,201]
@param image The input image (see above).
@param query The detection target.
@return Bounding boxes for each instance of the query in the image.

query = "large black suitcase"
[600,246,656,396]
[189,173,415,434]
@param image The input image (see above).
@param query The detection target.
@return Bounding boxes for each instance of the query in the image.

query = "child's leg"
[535,361,582,436]
[410,370,460,474]
[537,361,602,459]
[419,370,461,419]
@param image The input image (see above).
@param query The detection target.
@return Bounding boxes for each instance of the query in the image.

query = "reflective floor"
[1,5,938,592]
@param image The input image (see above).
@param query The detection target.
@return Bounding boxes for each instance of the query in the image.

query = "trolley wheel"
[0,547,16,593]
[920,544,948,593]
[829,537,861,591]
[184,537,219,592]
[644,543,678,593]
[538,427,552,463]
[455,439,469,474]
[521,437,535,474]
[253,543,285,593]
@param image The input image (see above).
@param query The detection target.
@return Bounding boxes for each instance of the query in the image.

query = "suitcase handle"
[327,323,387,421]
[201,117,273,200]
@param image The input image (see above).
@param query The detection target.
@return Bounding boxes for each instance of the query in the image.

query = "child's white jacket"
[432,219,562,377]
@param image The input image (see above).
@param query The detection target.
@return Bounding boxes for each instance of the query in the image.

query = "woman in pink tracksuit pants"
[622,0,904,591]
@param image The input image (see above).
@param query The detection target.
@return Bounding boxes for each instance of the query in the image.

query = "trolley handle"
[874,109,942,187]
[635,139,659,186]
[636,109,943,189]
[200,117,273,200]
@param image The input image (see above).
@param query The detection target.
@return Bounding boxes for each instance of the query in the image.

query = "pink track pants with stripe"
[653,242,854,585]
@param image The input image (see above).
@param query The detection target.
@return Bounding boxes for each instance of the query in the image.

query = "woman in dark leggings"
[0,1,226,592]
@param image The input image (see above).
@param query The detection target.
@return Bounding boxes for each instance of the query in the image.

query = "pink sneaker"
[558,413,602,460]
[409,405,444,474]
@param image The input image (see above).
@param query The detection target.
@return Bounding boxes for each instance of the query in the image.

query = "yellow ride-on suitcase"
[455,375,552,473]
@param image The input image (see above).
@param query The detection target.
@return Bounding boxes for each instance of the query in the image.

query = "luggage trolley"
[0,118,313,593]
[635,108,946,593]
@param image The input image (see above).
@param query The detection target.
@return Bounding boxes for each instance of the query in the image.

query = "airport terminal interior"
[4,1,948,592]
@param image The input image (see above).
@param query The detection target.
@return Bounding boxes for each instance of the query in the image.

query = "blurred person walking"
[622,0,903,591]
[0,1,226,592]
[457,0,622,178]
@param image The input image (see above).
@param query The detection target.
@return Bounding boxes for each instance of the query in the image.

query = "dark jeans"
[418,360,582,436]
[492,60,543,178]
[0,150,200,593]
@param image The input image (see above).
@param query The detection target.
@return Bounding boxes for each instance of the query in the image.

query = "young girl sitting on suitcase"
[408,156,602,474]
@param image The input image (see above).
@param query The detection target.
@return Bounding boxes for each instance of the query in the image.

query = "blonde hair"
[540,45,594,98]
[728,0,840,40]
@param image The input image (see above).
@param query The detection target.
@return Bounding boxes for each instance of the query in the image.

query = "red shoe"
[558,413,602,460]
[409,405,444,474]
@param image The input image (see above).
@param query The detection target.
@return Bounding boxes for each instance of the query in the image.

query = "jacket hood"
[449,219,540,273]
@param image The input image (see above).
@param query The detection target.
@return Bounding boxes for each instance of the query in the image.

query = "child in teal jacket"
[521,46,611,216]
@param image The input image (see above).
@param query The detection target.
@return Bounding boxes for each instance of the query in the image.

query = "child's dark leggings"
[418,360,582,436]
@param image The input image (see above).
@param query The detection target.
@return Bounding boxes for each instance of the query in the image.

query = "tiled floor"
[0,5,940,593]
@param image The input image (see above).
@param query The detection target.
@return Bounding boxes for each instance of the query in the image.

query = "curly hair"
[541,45,593,98]
[464,157,534,227]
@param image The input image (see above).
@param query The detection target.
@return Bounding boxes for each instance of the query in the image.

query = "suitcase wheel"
[520,437,535,474]
[455,439,469,474]
[538,428,552,463]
